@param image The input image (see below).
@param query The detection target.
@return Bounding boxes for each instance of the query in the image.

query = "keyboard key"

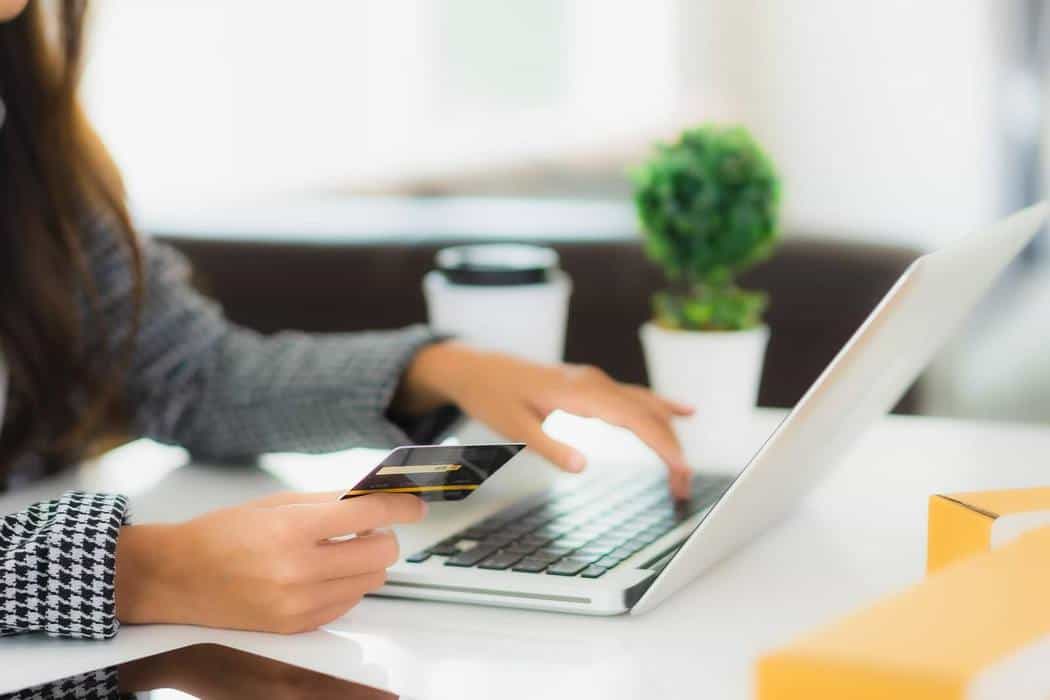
[611,546,637,559]
[480,533,517,548]
[459,525,495,539]
[643,525,670,539]
[546,557,591,576]
[575,545,611,558]
[548,500,583,514]
[633,532,661,545]
[492,501,541,522]
[558,512,593,526]
[574,524,608,536]
[478,551,525,570]
[529,505,562,520]
[581,565,608,578]
[518,533,555,548]
[445,546,497,567]
[537,528,569,541]
[512,557,550,573]
[596,555,625,568]
[504,541,542,555]
[536,545,573,558]
[530,552,563,566]
[405,551,431,563]
[538,526,567,538]
[502,523,536,537]
[427,539,465,556]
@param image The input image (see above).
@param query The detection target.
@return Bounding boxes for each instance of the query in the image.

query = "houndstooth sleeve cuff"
[1,492,130,640]
[3,668,122,700]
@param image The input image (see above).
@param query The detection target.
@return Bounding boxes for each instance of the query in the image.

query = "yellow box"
[756,526,1050,699]
[927,487,1050,574]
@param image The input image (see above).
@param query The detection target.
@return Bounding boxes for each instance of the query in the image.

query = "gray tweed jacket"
[0,212,444,640]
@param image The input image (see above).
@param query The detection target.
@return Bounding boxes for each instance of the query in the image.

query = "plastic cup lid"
[435,244,559,286]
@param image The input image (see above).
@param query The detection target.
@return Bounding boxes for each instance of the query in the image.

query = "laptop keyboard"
[404,473,731,578]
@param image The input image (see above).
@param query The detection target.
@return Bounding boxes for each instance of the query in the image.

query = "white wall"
[82,1,1012,249]
[676,0,1008,248]
[82,0,680,210]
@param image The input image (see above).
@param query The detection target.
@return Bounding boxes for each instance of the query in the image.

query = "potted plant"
[633,125,781,466]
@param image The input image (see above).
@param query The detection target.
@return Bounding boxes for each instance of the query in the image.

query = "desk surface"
[3,411,1049,699]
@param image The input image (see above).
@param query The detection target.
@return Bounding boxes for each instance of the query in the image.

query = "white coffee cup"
[423,244,572,364]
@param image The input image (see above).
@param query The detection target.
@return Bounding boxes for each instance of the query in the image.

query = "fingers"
[502,401,688,498]
[619,412,691,499]
[278,572,389,634]
[665,398,696,416]
[298,493,427,540]
[307,531,401,580]
[308,570,388,610]
[643,386,696,417]
[622,385,695,419]
[621,386,674,422]
[598,395,688,469]
[593,388,693,500]
[249,491,343,508]
[289,600,366,635]
[666,466,691,501]
[555,368,691,473]
[511,408,587,473]
[652,394,695,417]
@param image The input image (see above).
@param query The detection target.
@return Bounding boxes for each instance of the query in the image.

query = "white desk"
[3,411,1049,699]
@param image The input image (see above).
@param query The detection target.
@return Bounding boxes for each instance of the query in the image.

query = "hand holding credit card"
[340,443,525,502]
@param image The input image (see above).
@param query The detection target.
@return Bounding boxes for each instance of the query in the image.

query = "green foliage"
[632,125,781,331]
[651,288,767,333]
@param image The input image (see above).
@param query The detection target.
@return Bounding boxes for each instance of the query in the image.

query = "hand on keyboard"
[395,342,696,498]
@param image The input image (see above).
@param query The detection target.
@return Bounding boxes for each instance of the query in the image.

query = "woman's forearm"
[82,229,451,459]
[114,524,182,625]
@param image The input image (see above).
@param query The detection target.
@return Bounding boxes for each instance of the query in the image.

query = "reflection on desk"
[8,644,396,700]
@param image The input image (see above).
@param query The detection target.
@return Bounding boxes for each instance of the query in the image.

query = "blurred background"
[79,0,1050,424]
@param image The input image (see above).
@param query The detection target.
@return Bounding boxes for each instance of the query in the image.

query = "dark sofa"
[151,198,921,413]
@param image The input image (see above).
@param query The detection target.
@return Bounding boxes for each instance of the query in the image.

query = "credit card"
[339,443,525,502]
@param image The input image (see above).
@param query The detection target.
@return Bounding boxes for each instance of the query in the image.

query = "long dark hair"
[0,1,141,474]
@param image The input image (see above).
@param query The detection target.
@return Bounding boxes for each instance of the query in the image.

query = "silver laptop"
[379,203,1049,616]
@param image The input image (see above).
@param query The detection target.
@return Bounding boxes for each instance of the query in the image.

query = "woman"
[0,0,692,640]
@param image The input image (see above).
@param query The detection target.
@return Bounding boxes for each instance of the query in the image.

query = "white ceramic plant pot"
[640,321,769,469]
